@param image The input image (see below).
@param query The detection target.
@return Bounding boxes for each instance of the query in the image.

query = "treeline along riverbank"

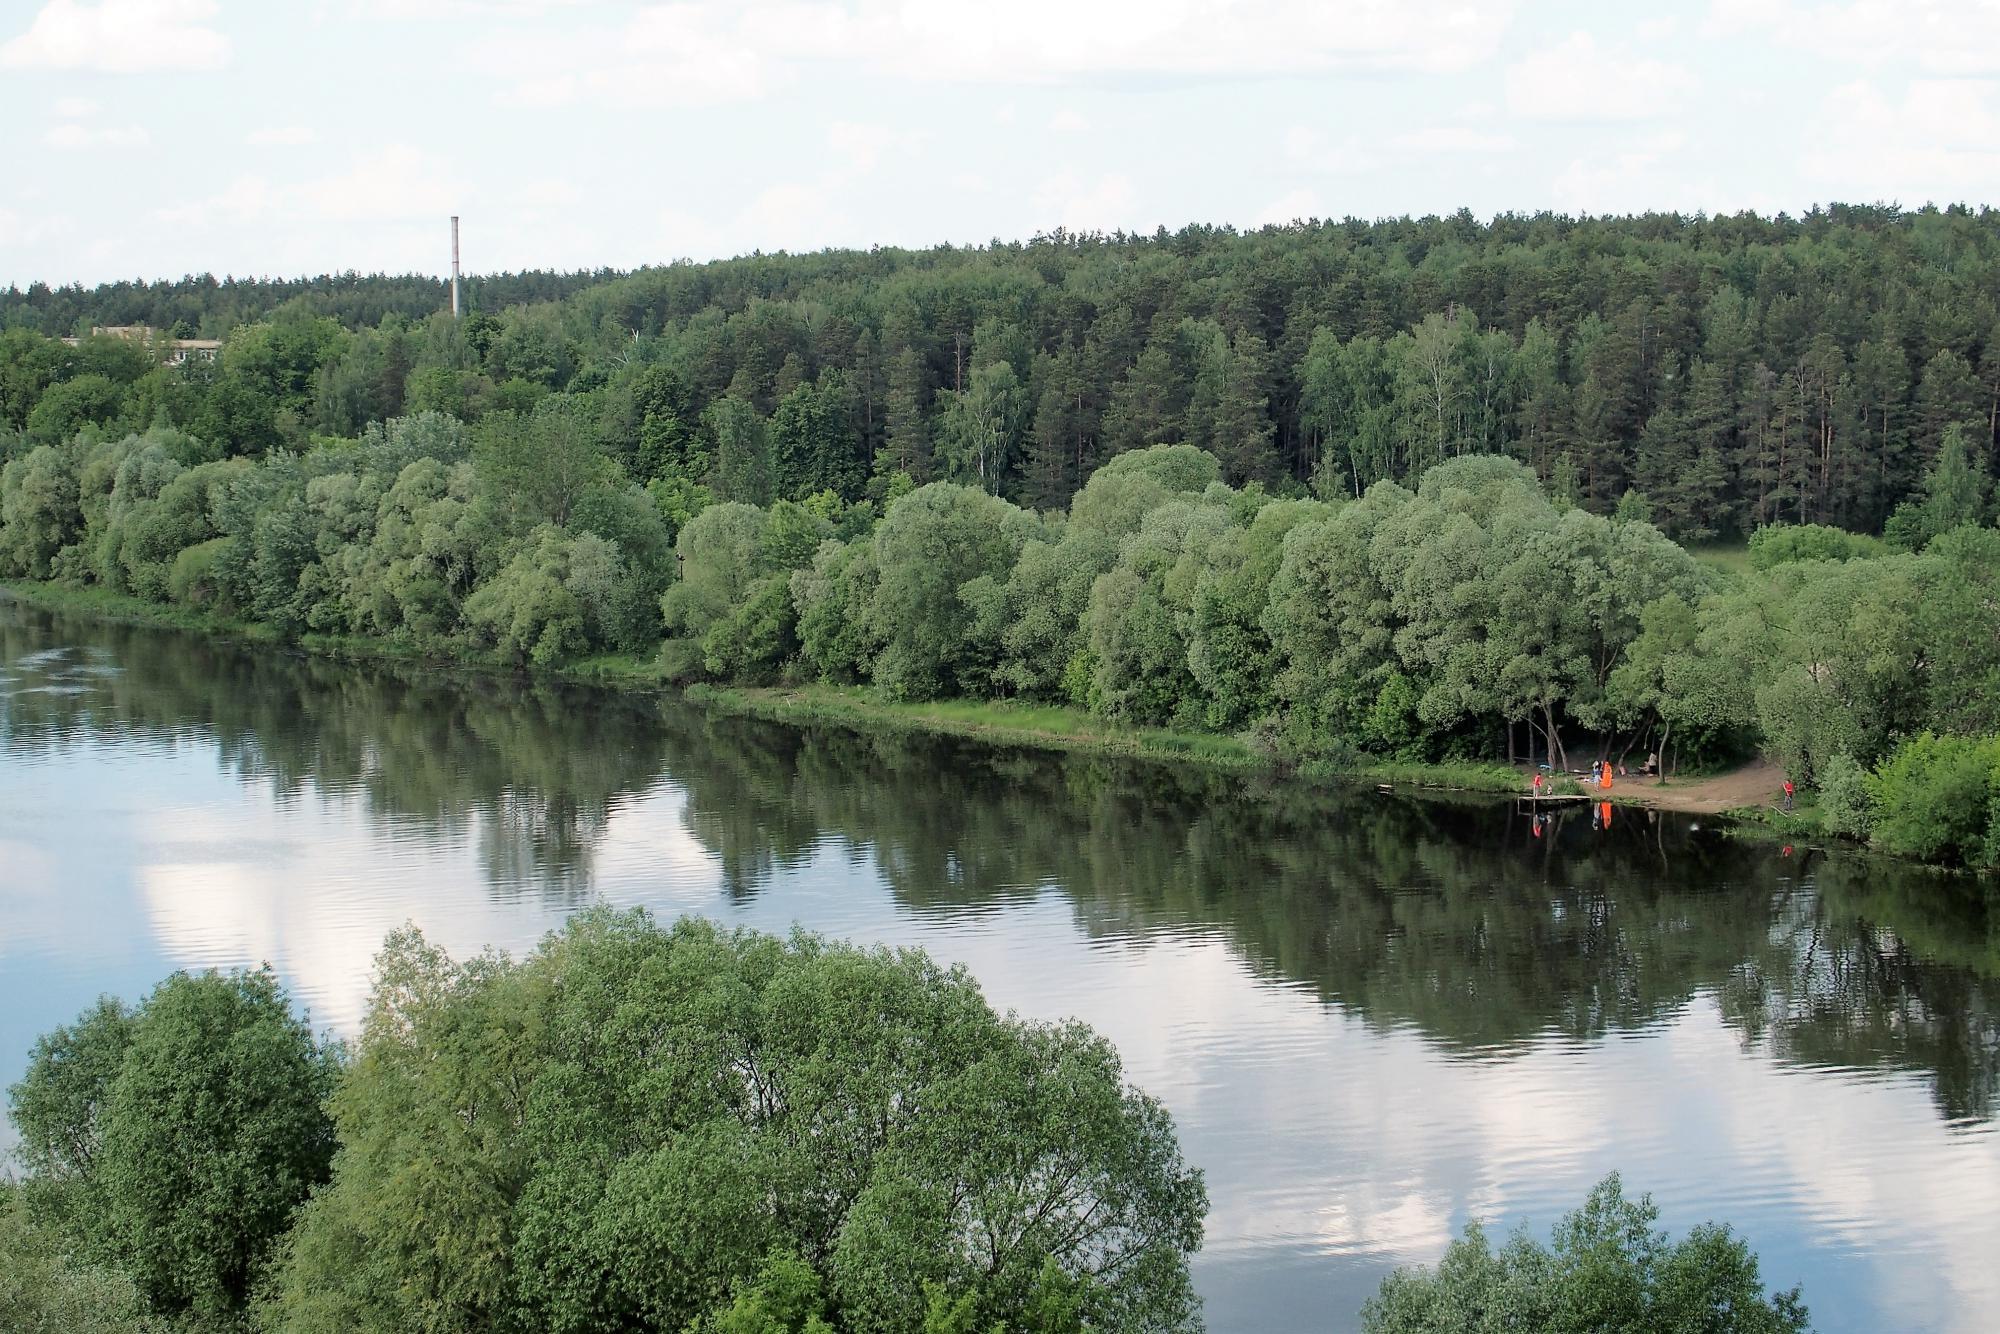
[8,419,2000,868]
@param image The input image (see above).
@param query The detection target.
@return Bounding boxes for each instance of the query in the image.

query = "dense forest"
[6,208,2000,866]
[6,207,2000,535]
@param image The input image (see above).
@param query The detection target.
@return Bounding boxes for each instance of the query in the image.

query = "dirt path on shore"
[1524,758,1788,815]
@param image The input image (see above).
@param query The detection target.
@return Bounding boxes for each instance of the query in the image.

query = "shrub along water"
[1362,1175,1808,1334]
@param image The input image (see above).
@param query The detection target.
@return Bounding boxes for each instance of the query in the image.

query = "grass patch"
[1689,541,1754,579]
[686,683,1261,768]
[0,579,280,640]
[1338,758,1526,793]
[1720,795,1841,846]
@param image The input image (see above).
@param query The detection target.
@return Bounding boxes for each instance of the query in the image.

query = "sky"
[1,0,1998,287]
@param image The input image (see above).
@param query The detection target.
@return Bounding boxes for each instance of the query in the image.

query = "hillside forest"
[6,208,2000,864]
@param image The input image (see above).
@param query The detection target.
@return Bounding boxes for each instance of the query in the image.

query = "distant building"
[59,325,222,365]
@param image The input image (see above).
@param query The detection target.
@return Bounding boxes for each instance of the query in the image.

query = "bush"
[1867,732,2000,867]
[0,1188,154,1334]
[1816,752,1874,840]
[1362,1174,1807,1334]
[1747,523,1881,569]
[166,536,230,608]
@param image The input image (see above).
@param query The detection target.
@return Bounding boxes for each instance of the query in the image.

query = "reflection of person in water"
[1600,800,1614,829]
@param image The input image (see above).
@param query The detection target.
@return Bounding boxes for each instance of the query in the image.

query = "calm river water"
[2,601,1997,1331]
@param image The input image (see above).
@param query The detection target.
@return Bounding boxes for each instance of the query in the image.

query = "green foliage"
[1747,523,1884,568]
[1867,732,2000,867]
[792,539,881,682]
[264,912,1206,1334]
[701,572,798,680]
[1914,526,2000,736]
[663,502,773,646]
[6,972,339,1325]
[0,442,82,578]
[1817,751,1874,840]
[1362,1174,1807,1334]
[709,396,774,505]
[0,1189,157,1334]
[771,371,863,501]
[7,996,135,1188]
[463,524,633,666]
[869,483,1038,699]
[1883,424,1991,551]
[97,970,338,1319]
[475,394,617,530]
[26,374,125,445]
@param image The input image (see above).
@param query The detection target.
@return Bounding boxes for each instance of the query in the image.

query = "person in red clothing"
[1782,778,1795,811]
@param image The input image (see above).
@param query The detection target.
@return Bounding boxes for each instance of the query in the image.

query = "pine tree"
[880,347,932,482]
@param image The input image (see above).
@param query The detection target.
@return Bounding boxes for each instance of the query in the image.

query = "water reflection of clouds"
[876,916,1998,1332]
[131,786,725,1033]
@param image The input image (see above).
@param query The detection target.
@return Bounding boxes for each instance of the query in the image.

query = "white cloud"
[1030,170,1143,235]
[155,145,463,230]
[152,176,278,229]
[247,125,317,146]
[53,95,97,116]
[1506,32,1696,121]
[464,0,1516,109]
[1,0,229,72]
[1548,132,1724,215]
[1799,77,2000,203]
[512,177,580,209]
[1392,126,1519,153]
[44,122,150,149]
[472,6,768,108]
[871,0,1515,78]
[827,120,928,171]
[1284,126,1383,175]
[296,146,463,223]
[657,175,856,260]
[1047,107,1089,133]
[1706,0,2000,76]
[1253,188,1332,227]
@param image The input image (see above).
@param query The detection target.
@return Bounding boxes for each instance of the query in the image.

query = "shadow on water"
[4,600,1996,1122]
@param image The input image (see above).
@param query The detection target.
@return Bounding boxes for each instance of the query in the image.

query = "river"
[2,601,1996,1331]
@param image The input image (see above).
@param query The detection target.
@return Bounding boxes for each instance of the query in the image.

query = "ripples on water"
[2,604,1997,1332]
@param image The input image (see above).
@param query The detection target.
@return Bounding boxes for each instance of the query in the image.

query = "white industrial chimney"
[450,216,461,318]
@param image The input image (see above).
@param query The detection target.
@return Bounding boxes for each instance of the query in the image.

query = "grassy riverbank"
[2,577,1528,794]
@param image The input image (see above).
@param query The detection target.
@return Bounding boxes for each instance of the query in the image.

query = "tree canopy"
[1362,1175,1808,1334]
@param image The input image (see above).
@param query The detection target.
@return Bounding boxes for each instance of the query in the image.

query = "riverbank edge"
[0,578,1544,786]
[3,576,1826,826]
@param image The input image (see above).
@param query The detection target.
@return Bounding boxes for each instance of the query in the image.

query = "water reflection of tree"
[652,716,2000,1122]
[1,609,664,898]
[7,605,1995,1119]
